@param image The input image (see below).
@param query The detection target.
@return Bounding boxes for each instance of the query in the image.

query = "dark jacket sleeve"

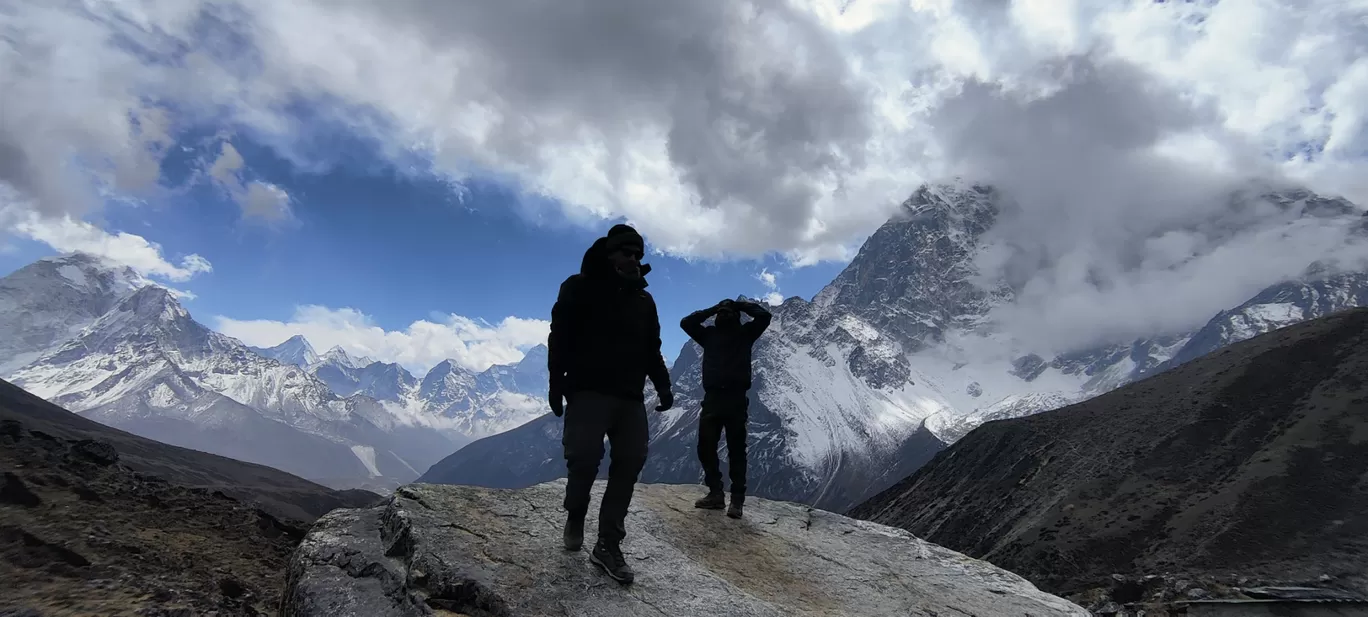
[547,276,579,388]
[679,306,714,344]
[644,292,672,395]
[740,301,773,342]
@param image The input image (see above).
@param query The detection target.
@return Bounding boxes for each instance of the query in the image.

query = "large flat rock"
[283,480,1088,616]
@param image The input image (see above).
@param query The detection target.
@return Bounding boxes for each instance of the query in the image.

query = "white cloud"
[7,207,212,283]
[5,0,1368,349]
[756,268,778,290]
[213,305,549,374]
[3,1,1366,256]
[755,267,785,305]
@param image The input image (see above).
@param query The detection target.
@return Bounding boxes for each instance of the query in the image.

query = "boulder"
[282,480,1088,616]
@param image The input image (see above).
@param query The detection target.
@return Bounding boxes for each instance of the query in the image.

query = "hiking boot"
[694,490,725,510]
[727,494,744,519]
[563,514,584,551]
[589,538,635,584]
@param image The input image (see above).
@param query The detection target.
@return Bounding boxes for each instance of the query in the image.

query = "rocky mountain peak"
[35,285,241,373]
[811,181,1006,352]
[0,252,156,373]
[516,344,548,369]
[249,335,320,368]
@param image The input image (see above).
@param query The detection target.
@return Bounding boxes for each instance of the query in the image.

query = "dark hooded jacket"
[547,237,672,402]
[680,301,772,392]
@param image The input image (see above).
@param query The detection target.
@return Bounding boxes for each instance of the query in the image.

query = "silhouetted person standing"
[680,298,772,518]
[547,224,673,585]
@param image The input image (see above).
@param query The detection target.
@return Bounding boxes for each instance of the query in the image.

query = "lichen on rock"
[282,479,1088,616]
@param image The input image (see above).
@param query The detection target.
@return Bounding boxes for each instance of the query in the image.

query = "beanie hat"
[604,224,644,252]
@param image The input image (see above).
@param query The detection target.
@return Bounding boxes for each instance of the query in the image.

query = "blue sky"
[0,125,846,370]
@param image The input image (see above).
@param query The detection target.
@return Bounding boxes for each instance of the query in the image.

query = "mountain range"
[4,180,1365,513]
[420,181,1368,514]
[0,253,547,490]
[249,333,550,439]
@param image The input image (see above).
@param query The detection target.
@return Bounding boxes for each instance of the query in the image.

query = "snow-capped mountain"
[251,335,552,439]
[248,334,318,368]
[419,181,1368,514]
[414,346,549,437]
[0,253,152,374]
[0,254,466,488]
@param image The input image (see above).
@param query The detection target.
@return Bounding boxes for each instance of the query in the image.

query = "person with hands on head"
[545,223,673,586]
[679,297,772,519]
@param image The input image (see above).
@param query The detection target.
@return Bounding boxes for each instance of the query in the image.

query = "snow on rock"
[349,445,382,477]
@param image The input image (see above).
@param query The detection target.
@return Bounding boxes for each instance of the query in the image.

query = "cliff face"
[849,308,1368,601]
[282,480,1088,616]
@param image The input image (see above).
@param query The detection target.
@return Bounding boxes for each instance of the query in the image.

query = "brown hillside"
[849,307,1368,601]
[0,378,380,615]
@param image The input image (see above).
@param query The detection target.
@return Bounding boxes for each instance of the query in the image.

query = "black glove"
[549,381,565,417]
[654,388,674,412]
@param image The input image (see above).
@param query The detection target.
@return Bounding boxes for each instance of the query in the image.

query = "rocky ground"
[282,479,1089,617]
[0,379,381,616]
[849,308,1368,615]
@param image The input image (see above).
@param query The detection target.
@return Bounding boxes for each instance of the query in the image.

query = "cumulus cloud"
[755,268,784,305]
[214,305,550,374]
[5,0,1368,349]
[5,205,213,283]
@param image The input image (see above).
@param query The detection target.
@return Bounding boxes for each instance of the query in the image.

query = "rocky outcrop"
[282,480,1087,616]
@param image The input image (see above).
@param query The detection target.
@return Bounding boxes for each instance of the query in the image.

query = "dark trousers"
[561,390,648,544]
[697,388,749,500]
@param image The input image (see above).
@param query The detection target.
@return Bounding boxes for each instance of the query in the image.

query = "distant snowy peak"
[1161,272,1368,371]
[413,360,474,411]
[314,346,373,371]
[35,251,151,295]
[812,182,1006,352]
[315,359,418,402]
[0,252,156,373]
[249,335,319,368]
[924,391,1075,444]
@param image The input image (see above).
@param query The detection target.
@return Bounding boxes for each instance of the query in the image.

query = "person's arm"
[679,302,721,343]
[547,276,580,389]
[645,294,673,407]
[739,300,773,341]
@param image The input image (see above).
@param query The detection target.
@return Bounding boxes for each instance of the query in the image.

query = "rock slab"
[283,480,1088,616]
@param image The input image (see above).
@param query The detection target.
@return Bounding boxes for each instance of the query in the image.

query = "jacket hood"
[580,236,651,281]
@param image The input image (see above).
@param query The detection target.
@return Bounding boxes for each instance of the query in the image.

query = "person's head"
[603,224,645,280]
[715,300,740,329]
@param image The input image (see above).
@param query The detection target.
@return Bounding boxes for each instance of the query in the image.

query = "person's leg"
[561,391,610,550]
[591,395,647,583]
[695,391,725,507]
[722,392,750,518]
